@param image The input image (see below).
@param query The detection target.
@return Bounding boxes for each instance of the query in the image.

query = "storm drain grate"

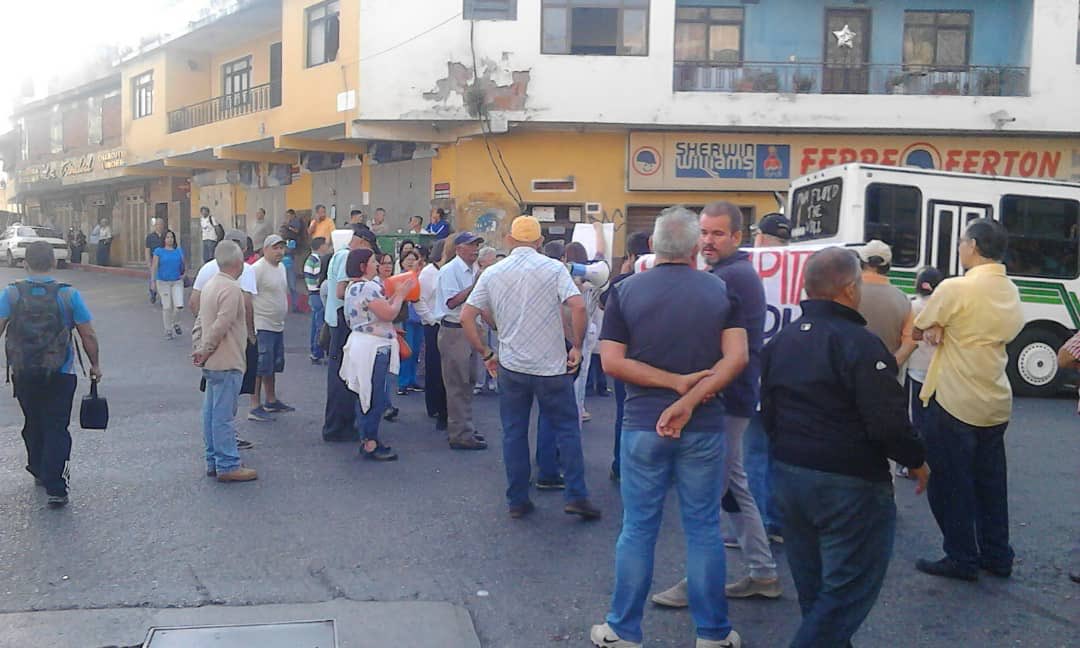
[143,619,336,647]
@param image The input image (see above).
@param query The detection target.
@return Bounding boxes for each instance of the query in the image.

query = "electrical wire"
[359,12,462,62]
[469,20,524,211]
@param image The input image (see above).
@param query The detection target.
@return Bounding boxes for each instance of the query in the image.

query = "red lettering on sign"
[1018,151,1037,176]
[880,149,898,166]
[757,250,783,280]
[981,151,1001,175]
[963,150,980,174]
[788,250,816,304]
[944,150,962,171]
[820,148,836,167]
[1039,151,1061,177]
[800,148,819,175]
[838,148,858,164]
[1002,150,1020,175]
[860,149,878,164]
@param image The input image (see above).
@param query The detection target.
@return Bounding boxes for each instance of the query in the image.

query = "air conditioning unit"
[584,202,602,219]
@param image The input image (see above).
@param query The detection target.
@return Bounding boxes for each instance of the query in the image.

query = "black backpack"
[4,281,74,379]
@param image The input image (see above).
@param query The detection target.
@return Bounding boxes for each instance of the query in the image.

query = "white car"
[0,224,71,267]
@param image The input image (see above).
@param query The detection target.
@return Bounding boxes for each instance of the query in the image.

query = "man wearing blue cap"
[435,231,487,450]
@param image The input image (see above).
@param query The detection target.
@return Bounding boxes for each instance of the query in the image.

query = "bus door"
[926,201,992,276]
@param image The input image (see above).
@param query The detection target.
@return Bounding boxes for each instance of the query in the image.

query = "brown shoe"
[449,439,488,451]
[217,467,258,482]
[508,501,535,518]
[565,498,602,520]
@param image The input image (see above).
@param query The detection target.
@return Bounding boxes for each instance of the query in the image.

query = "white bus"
[787,163,1080,397]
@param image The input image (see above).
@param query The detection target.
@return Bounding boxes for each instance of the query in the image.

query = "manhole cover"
[144,619,336,647]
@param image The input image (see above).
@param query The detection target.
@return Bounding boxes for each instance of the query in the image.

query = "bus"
[787,163,1080,397]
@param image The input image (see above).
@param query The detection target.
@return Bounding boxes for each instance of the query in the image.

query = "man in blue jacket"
[762,246,929,647]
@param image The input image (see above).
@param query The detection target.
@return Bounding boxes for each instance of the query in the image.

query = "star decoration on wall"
[833,24,856,49]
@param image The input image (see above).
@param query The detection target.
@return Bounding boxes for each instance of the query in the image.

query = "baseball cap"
[858,239,893,266]
[453,231,484,246]
[224,229,247,244]
[351,225,381,254]
[263,234,285,250]
[510,216,542,242]
[754,213,792,240]
[626,231,651,257]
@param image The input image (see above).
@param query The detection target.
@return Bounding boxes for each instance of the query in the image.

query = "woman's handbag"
[396,329,412,360]
[79,379,109,430]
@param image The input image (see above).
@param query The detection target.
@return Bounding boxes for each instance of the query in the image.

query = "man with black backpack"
[0,241,102,508]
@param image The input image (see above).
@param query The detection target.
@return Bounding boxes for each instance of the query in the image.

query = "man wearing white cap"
[250,234,295,421]
[856,240,914,368]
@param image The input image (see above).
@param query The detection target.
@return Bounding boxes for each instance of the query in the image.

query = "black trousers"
[423,324,447,423]
[15,372,77,496]
[322,309,359,441]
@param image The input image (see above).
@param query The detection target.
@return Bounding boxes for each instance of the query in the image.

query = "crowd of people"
[3,197,1078,646]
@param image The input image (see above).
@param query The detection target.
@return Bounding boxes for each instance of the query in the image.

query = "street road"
[0,266,1077,646]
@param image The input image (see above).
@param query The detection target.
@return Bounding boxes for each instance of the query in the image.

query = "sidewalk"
[70,262,150,280]
[0,600,481,648]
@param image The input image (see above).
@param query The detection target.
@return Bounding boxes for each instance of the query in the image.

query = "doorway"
[823,8,870,94]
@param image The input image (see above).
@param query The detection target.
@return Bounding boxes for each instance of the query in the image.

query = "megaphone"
[567,259,610,289]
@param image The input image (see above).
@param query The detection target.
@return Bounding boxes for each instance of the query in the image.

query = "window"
[464,0,517,20]
[542,0,649,56]
[132,71,153,119]
[26,116,50,160]
[62,106,88,152]
[222,56,252,107]
[1001,195,1080,279]
[864,184,921,267]
[674,6,742,63]
[791,178,843,241]
[903,11,971,68]
[306,0,340,67]
[102,95,122,145]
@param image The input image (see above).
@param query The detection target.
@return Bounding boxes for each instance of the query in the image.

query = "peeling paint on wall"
[423,58,530,116]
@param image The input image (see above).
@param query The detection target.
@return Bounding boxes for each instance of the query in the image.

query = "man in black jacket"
[761,247,929,648]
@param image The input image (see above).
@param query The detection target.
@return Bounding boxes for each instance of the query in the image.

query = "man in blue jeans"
[305,237,331,363]
[762,247,928,647]
[592,207,748,648]
[462,215,600,520]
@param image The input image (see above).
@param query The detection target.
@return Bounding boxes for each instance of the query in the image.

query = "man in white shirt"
[463,216,600,519]
[249,208,273,253]
[370,208,390,235]
[249,234,293,422]
[413,241,447,429]
[435,232,485,450]
[200,206,221,262]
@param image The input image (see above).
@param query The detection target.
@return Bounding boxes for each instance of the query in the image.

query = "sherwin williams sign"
[628,132,1080,191]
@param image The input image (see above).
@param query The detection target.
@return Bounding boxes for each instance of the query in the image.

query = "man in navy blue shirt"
[591,206,747,648]
[426,208,451,240]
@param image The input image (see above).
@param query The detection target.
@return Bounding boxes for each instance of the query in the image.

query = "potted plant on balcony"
[978,68,1003,96]
[753,71,780,93]
[930,79,961,95]
[886,72,908,94]
[792,73,815,93]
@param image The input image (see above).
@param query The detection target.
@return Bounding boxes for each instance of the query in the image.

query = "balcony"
[673,62,1030,97]
[167,81,281,134]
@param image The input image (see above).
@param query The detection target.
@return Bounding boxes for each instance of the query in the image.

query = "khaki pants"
[438,324,476,443]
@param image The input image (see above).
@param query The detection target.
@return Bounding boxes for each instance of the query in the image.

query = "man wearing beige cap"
[462,216,601,520]
[250,234,295,421]
[857,240,914,368]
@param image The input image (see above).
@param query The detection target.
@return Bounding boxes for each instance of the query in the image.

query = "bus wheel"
[1007,327,1065,398]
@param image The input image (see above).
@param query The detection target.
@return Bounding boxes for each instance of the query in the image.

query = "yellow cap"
[510,216,542,242]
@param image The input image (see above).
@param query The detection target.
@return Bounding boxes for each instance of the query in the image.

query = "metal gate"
[368,158,433,232]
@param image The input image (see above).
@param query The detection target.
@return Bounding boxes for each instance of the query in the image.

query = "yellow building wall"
[209,30,281,96]
[286,173,312,211]
[165,50,212,112]
[122,52,170,162]
[435,131,778,255]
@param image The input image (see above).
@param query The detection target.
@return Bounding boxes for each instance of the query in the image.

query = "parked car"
[0,224,71,267]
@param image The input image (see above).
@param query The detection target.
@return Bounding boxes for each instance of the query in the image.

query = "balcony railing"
[674,62,1030,97]
[167,81,281,134]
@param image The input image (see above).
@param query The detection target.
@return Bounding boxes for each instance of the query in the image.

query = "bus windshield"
[791,178,843,242]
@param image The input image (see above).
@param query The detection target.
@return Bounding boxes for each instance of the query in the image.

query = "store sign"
[629,132,1080,191]
[17,149,125,185]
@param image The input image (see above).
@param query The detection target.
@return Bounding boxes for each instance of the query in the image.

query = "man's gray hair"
[652,206,700,259]
[804,247,861,300]
[214,239,244,268]
[477,246,497,263]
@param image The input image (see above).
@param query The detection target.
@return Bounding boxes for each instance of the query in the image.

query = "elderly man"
[249,234,293,421]
[591,206,748,648]
[913,219,1025,582]
[250,208,272,254]
[653,201,781,607]
[192,240,257,483]
[435,231,486,450]
[462,216,600,519]
[415,239,448,430]
[762,247,928,647]
[751,213,790,248]
[145,217,167,304]
[856,240,914,368]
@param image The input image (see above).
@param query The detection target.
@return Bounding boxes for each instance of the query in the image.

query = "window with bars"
[541,0,649,56]
[674,6,743,63]
[464,0,517,20]
[132,71,153,119]
[903,11,971,68]
[306,0,340,67]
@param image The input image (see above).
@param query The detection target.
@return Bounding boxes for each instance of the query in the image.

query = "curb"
[70,263,150,280]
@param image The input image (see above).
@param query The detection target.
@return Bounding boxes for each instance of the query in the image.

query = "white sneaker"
[590,623,641,648]
[725,576,782,599]
[697,630,741,648]
[650,578,689,608]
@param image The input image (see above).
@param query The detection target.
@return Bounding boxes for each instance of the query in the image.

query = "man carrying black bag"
[0,241,103,509]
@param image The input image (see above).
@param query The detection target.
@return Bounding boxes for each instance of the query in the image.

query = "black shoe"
[236,438,255,450]
[536,476,566,491]
[979,562,1013,578]
[396,389,409,396]
[360,443,398,461]
[916,557,978,582]
[1070,571,1080,584]
[449,438,488,451]
[383,407,399,422]
[47,494,69,508]
[564,499,602,520]
[409,385,424,392]
[435,418,448,431]
[609,468,620,483]
[596,390,611,397]
[323,434,359,443]
[509,501,535,518]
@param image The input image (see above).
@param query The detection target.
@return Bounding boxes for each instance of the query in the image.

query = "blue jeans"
[282,254,297,311]
[201,369,243,474]
[398,321,423,389]
[923,398,1013,571]
[611,379,626,477]
[202,239,217,263]
[498,366,588,506]
[354,347,391,443]
[744,412,780,532]
[773,461,896,648]
[309,293,325,360]
[607,428,731,643]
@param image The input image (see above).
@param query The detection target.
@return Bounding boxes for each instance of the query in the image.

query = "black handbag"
[79,379,109,430]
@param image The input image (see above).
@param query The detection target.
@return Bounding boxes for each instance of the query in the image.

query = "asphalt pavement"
[0,266,1077,647]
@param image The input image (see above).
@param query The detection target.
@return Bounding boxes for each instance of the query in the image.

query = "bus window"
[791,178,842,241]
[864,184,921,267]
[1001,195,1080,279]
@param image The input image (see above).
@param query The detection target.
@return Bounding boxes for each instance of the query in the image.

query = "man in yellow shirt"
[308,204,336,244]
[913,219,1025,582]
